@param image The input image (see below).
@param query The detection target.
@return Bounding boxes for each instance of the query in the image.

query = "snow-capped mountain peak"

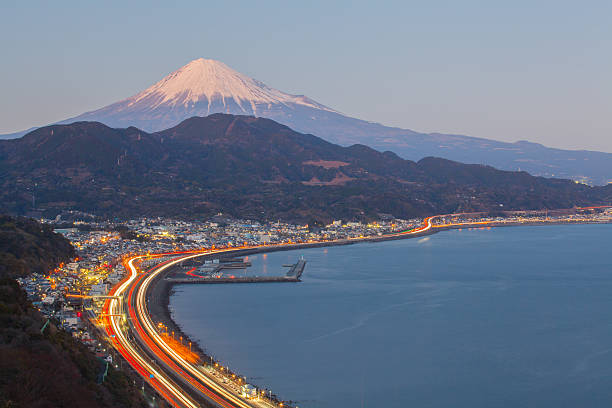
[60,57,344,133]
[124,58,334,114]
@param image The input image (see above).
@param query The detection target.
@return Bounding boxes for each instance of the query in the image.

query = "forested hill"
[0,215,148,408]
[0,215,75,279]
[1,114,611,222]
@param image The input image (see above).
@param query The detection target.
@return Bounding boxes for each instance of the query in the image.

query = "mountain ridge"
[1,114,610,223]
[2,58,612,185]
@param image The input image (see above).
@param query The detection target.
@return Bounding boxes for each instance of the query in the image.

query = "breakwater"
[166,276,300,284]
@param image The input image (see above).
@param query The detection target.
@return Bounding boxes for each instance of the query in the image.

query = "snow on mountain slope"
[64,58,340,133]
[127,58,335,112]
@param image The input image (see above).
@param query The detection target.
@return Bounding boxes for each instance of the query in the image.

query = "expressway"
[100,216,442,407]
[104,249,285,408]
[102,256,200,408]
[98,207,612,406]
[100,214,495,407]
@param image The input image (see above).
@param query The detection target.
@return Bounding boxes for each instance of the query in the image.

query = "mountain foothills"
[1,114,610,223]
[0,216,148,407]
[4,58,610,184]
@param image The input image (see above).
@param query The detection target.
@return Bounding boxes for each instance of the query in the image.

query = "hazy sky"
[1,1,611,151]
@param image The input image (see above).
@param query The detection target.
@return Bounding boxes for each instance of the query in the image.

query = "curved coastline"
[144,218,611,403]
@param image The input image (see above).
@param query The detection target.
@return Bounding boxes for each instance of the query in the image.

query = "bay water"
[170,224,612,407]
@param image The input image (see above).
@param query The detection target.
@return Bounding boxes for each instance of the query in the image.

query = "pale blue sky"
[1,1,611,151]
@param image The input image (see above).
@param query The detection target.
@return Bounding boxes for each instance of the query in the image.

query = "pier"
[166,257,307,284]
[165,275,301,284]
[285,257,306,280]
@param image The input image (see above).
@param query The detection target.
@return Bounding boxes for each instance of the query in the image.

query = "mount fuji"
[4,58,612,184]
[62,58,349,137]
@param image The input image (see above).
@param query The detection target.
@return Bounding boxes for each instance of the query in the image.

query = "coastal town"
[15,206,612,407]
[19,207,612,336]
[16,214,417,371]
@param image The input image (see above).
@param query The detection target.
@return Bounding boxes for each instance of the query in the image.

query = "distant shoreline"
[144,219,611,397]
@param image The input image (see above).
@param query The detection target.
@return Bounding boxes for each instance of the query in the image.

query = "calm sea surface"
[170,224,612,407]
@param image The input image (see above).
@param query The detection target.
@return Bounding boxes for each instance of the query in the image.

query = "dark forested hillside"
[0,215,148,408]
[1,114,610,223]
[0,215,75,279]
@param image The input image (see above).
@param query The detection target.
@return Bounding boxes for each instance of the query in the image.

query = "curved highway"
[103,255,200,407]
[101,216,441,407]
[99,214,477,407]
[100,207,612,406]
[105,248,287,408]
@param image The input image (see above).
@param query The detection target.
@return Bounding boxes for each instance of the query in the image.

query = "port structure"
[166,257,306,284]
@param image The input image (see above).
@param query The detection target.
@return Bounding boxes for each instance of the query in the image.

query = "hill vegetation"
[0,114,610,223]
[0,215,75,279]
[0,215,148,408]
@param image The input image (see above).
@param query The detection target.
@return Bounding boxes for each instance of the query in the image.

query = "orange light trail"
[100,206,612,407]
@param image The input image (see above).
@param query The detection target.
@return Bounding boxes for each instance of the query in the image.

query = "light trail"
[103,207,611,407]
[126,255,245,408]
[103,256,200,408]
[134,251,269,408]
[102,215,444,407]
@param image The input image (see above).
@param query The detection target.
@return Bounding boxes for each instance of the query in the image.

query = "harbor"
[165,256,307,284]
